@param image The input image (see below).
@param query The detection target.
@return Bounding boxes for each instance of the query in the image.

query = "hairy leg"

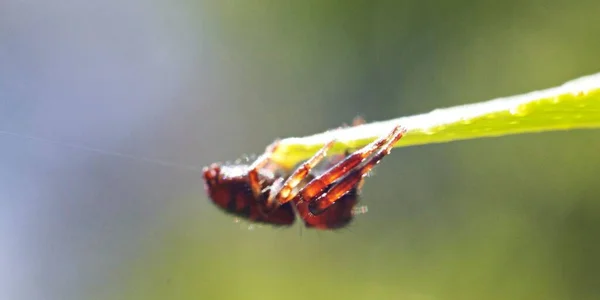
[299,125,406,214]
[247,141,279,198]
[270,140,336,205]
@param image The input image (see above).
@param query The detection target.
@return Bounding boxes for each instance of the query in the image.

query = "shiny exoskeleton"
[203,124,407,230]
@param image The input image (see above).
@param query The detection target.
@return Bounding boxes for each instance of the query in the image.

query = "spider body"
[203,164,296,226]
[203,124,407,230]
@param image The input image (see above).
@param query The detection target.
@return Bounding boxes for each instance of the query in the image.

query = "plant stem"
[271,73,600,169]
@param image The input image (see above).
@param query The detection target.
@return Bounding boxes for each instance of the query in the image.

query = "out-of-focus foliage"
[108,1,600,300]
[5,0,596,300]
[272,73,600,169]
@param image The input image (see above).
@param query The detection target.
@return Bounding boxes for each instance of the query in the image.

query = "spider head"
[202,163,221,191]
[202,163,257,214]
[203,163,241,214]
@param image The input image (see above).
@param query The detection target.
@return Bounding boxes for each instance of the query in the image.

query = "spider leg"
[307,150,385,215]
[269,140,336,205]
[352,116,366,126]
[340,116,365,128]
[298,125,407,213]
[334,116,367,187]
[247,141,279,198]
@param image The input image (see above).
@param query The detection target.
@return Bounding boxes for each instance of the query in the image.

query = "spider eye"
[203,164,219,178]
[203,166,223,198]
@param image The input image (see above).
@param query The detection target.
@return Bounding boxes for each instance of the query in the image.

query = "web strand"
[0,129,202,172]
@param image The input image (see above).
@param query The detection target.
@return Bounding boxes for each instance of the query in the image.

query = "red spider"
[202,123,407,230]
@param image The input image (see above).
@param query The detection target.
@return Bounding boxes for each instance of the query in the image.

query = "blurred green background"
[2,0,599,300]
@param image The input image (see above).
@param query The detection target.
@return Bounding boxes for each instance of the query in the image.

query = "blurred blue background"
[1,1,599,300]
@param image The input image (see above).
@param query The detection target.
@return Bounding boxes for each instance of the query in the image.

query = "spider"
[202,123,407,230]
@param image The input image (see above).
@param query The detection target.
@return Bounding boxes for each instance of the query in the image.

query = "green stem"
[271,73,600,169]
